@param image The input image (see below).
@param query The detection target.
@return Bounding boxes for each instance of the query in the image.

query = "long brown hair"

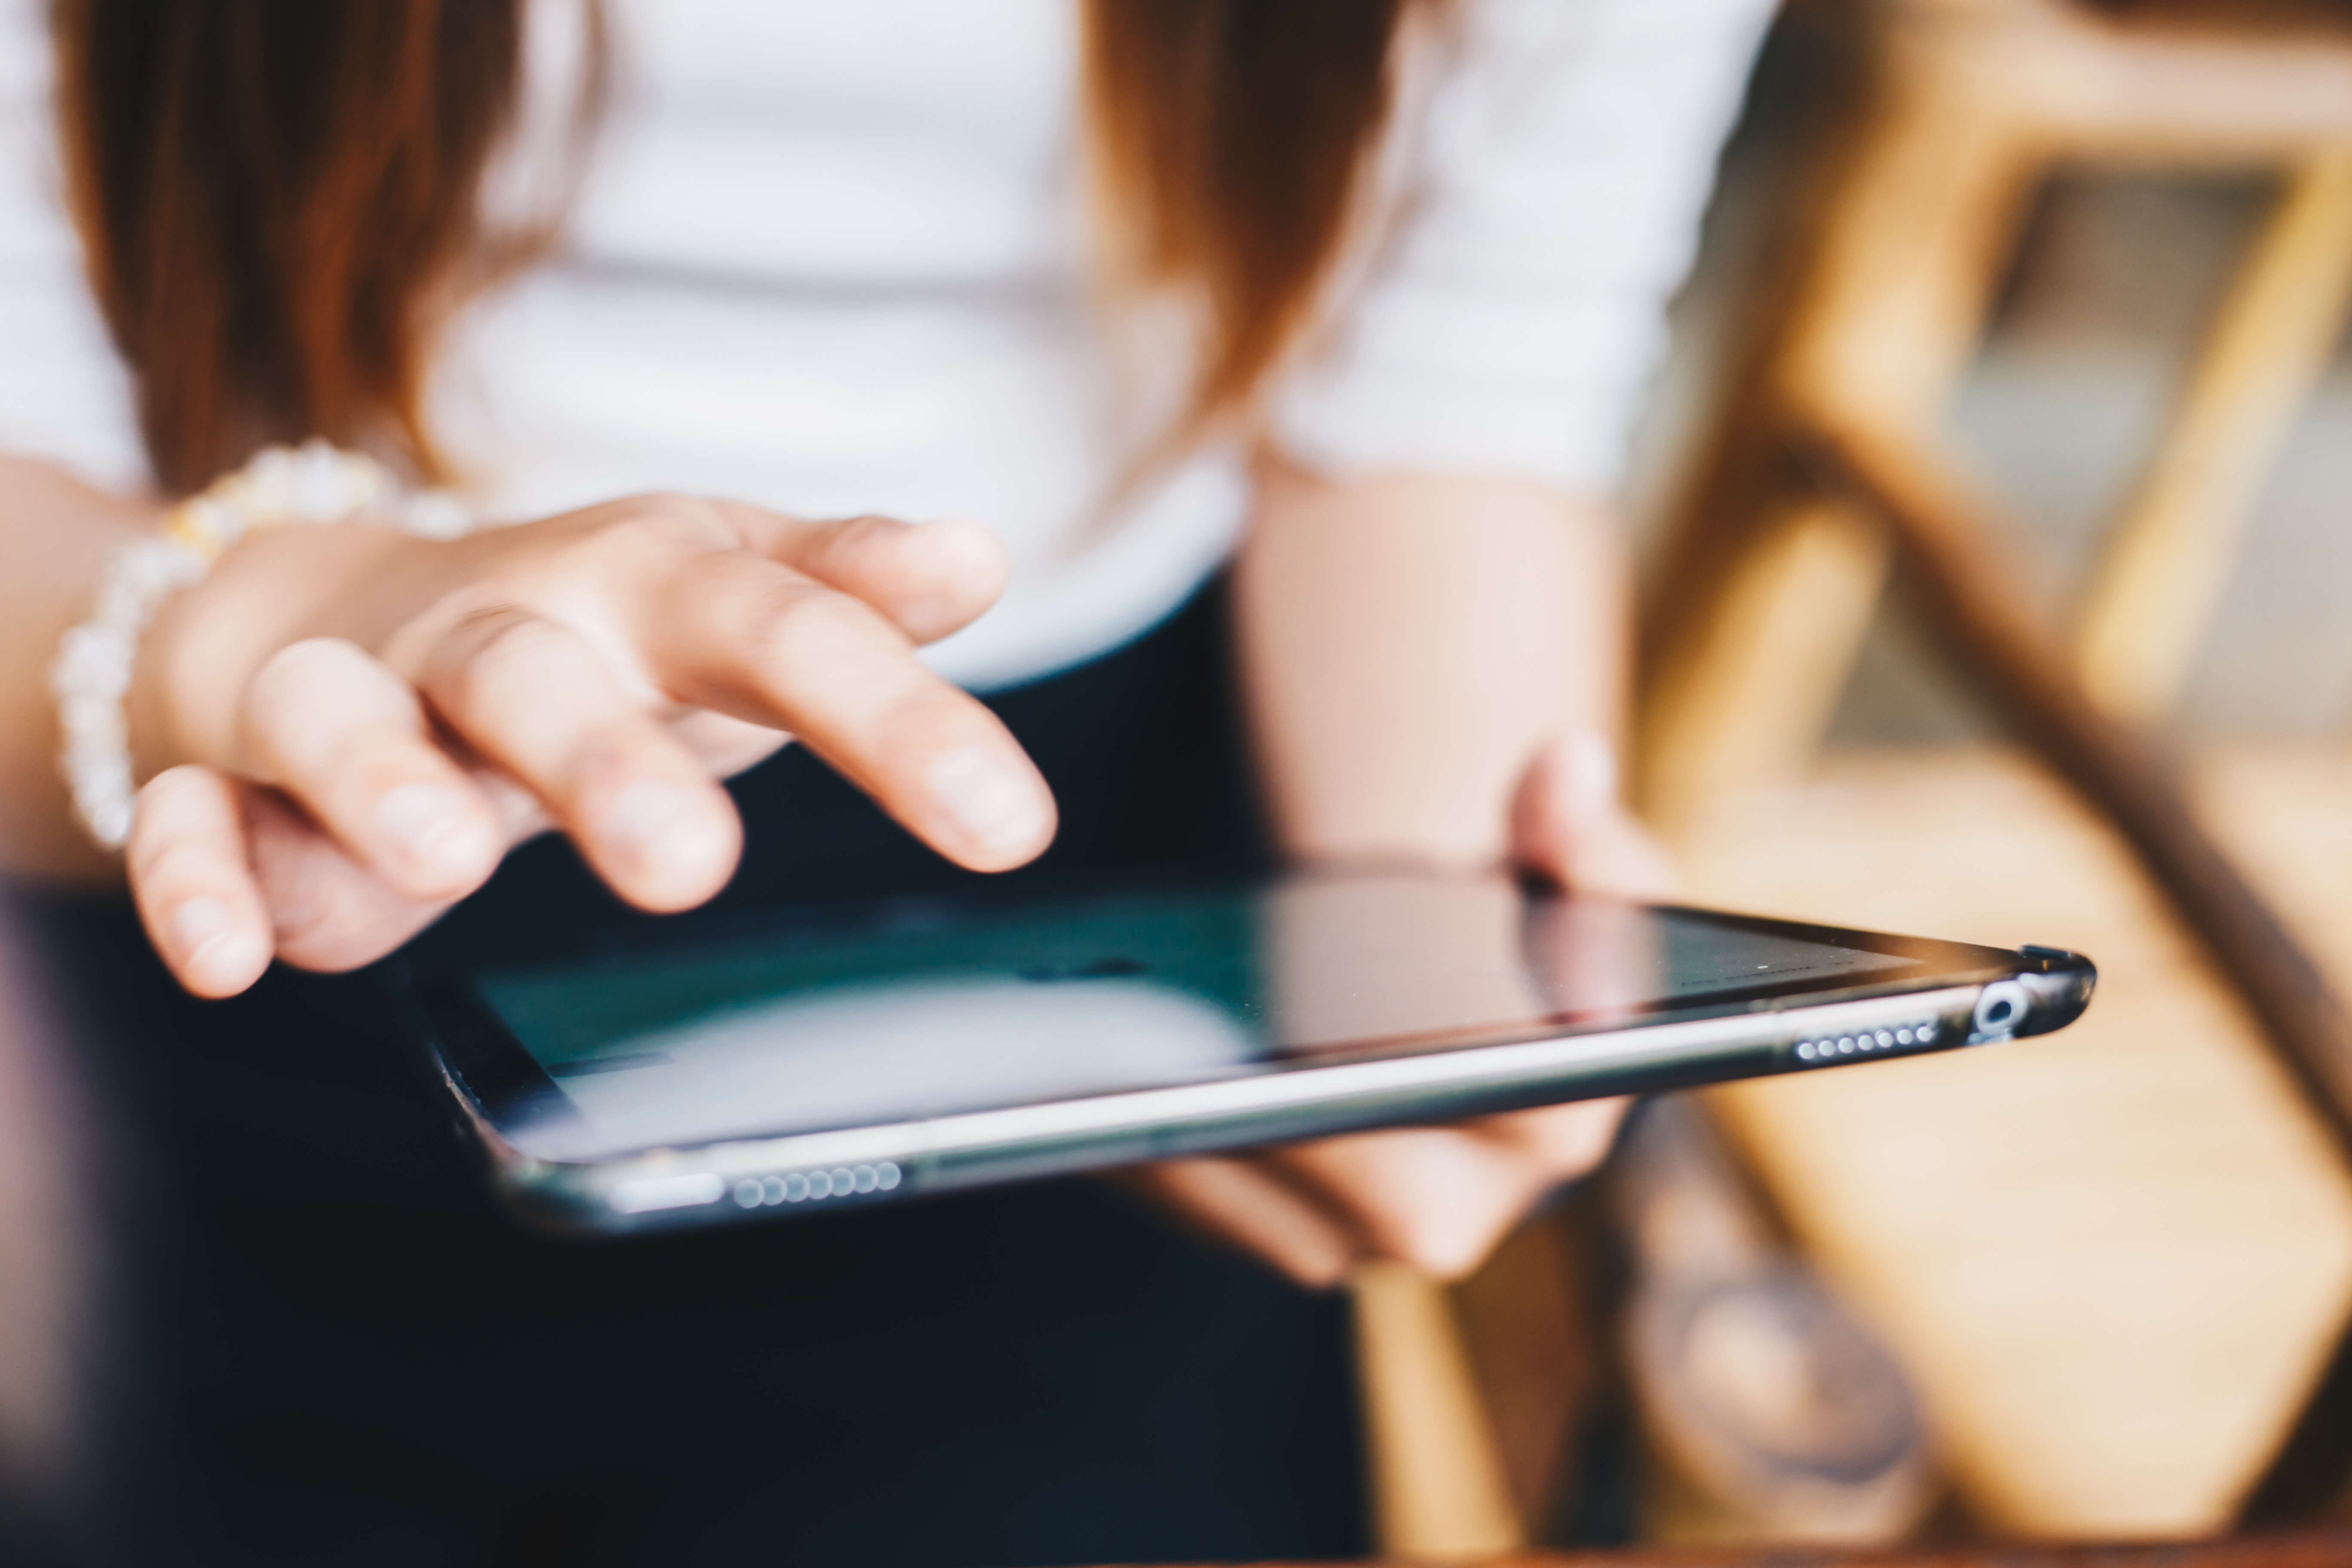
[51,0,1416,494]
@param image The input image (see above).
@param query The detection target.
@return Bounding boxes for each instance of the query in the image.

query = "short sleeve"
[0,0,145,489]
[1267,0,1776,496]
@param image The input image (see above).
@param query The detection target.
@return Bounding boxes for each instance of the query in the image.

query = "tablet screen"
[458,876,1932,1160]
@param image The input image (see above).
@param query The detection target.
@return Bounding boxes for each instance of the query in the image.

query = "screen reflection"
[476,874,1912,1163]
[1261,875,1659,1053]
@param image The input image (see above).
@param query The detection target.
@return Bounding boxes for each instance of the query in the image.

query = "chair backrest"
[1636,0,2352,829]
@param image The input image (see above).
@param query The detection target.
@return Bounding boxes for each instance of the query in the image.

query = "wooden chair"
[1630,0,2352,1542]
[1642,0,2352,832]
[1350,0,2352,1553]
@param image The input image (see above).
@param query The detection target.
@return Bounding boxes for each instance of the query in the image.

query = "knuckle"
[244,638,365,731]
[560,722,657,797]
[127,832,222,894]
[251,636,362,695]
[741,580,869,669]
[613,489,701,516]
[831,512,910,553]
[240,642,427,787]
[582,515,705,570]
[602,492,733,547]
[245,649,428,790]
[250,835,405,968]
[134,763,220,823]
[435,606,563,703]
[270,884,380,968]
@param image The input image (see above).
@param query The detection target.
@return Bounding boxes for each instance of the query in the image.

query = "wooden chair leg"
[1451,1209,1607,1537]
[2073,150,2352,720]
[1351,1262,1526,1561]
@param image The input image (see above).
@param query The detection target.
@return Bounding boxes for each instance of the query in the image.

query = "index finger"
[647,551,1055,872]
[702,502,1011,646]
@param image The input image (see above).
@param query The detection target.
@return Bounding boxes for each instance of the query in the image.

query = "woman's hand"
[123,496,1056,997]
[1130,732,1675,1287]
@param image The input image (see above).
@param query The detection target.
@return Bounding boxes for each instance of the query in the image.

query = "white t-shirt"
[0,0,1772,690]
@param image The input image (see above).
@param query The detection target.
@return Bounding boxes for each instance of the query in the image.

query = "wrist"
[63,443,475,846]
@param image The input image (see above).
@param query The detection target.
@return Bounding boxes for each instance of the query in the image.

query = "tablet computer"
[401,870,2094,1234]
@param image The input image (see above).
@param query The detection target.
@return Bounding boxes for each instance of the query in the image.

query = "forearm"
[0,454,158,882]
[1232,454,1632,869]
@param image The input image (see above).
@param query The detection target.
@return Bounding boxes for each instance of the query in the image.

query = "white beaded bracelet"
[51,440,474,850]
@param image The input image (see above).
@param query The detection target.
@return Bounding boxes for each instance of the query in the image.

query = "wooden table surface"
[1127,1525,2352,1568]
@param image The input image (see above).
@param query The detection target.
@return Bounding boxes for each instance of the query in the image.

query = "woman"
[0,0,1771,1561]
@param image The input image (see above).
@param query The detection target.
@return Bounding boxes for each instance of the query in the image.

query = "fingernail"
[927,747,1048,857]
[376,784,493,881]
[1559,731,1620,814]
[170,897,266,986]
[599,782,734,882]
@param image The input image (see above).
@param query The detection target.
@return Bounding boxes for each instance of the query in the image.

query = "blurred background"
[1459,0,2352,1553]
[1632,0,2352,744]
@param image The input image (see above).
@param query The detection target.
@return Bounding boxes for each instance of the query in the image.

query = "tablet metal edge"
[446,976,2051,1235]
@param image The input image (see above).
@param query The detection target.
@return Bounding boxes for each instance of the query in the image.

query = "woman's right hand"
[122,494,1057,998]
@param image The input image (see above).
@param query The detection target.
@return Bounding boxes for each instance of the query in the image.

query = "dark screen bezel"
[408,876,2027,1152]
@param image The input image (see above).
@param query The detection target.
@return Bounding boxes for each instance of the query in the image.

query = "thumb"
[1509,731,1678,900]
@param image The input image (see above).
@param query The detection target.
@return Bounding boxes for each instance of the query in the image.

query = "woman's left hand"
[1128,732,1676,1286]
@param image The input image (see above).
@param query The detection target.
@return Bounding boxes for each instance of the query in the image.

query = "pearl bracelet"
[51,440,474,850]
